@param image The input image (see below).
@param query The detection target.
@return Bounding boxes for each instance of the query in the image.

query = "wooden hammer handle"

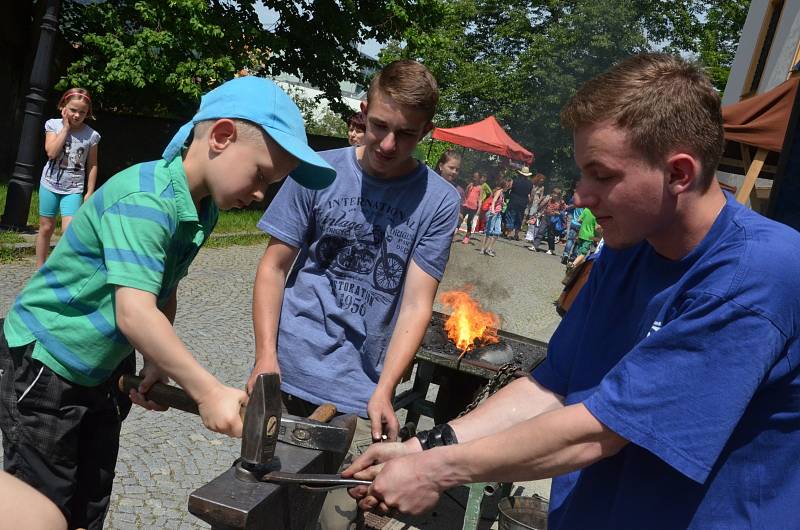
[308,403,337,423]
[118,374,247,421]
[120,374,337,423]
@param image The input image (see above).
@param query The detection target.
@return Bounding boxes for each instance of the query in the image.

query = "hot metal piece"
[260,471,371,490]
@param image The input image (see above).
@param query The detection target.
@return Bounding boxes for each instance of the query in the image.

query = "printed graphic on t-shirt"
[314,195,415,314]
[44,136,72,186]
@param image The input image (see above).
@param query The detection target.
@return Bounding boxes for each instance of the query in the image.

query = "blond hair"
[561,53,724,189]
[367,60,439,121]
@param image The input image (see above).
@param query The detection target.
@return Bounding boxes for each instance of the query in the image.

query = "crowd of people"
[431,150,602,264]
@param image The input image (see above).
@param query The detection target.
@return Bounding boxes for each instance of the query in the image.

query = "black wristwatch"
[415,423,459,450]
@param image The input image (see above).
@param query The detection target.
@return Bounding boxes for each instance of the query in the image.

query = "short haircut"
[193,118,267,145]
[560,53,724,189]
[348,111,366,131]
[367,60,439,121]
[436,149,461,170]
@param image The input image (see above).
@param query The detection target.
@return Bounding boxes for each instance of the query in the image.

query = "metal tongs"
[260,471,372,491]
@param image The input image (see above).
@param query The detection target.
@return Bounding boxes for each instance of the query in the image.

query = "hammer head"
[241,373,282,468]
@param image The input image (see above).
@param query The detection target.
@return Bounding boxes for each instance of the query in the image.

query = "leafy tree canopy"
[384,0,750,188]
[59,0,444,118]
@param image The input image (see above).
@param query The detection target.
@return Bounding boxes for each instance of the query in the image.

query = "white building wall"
[722,0,770,105]
[760,2,800,92]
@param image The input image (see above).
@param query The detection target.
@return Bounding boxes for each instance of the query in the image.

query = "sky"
[255,3,383,59]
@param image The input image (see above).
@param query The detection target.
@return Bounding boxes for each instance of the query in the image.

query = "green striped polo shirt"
[3,157,218,386]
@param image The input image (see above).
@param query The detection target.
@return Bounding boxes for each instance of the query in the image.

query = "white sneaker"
[546,250,554,255]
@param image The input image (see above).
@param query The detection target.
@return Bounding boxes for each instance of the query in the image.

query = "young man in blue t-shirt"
[247,60,460,529]
[345,53,800,530]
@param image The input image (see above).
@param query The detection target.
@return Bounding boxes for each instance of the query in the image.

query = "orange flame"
[439,290,500,358]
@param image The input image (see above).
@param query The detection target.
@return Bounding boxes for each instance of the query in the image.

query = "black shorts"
[0,326,134,529]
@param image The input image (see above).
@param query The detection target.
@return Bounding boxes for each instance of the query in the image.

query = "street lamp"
[1,0,61,231]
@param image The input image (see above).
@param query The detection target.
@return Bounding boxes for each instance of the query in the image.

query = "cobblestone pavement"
[0,232,567,529]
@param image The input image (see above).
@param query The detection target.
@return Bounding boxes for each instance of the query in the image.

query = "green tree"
[59,0,445,118]
[385,0,750,186]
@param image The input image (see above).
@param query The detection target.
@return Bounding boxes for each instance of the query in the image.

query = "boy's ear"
[208,119,238,152]
[665,152,700,196]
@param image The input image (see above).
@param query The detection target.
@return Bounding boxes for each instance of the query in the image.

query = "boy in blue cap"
[0,76,335,530]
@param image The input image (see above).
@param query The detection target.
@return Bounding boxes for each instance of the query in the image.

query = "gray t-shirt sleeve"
[257,178,314,248]
[45,118,60,134]
[412,192,460,281]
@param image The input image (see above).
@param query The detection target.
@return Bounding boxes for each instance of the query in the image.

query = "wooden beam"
[736,148,769,204]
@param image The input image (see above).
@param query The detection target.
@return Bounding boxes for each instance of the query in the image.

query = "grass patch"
[0,231,29,263]
[1,182,263,234]
[205,233,269,249]
[215,208,263,234]
[0,183,40,227]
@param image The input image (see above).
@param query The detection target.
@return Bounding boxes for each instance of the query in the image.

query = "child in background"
[475,173,492,233]
[0,77,336,530]
[480,179,508,257]
[436,149,463,200]
[347,111,366,146]
[561,202,584,264]
[36,88,100,268]
[460,171,482,243]
[573,207,599,260]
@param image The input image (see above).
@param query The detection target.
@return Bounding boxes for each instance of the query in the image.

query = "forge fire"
[439,289,500,357]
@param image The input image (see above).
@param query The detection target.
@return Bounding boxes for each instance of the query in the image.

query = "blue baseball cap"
[162,76,336,190]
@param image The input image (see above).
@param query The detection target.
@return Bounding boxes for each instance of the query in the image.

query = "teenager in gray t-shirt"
[257,146,459,413]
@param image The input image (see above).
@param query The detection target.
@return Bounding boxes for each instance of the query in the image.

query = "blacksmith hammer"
[119,373,367,488]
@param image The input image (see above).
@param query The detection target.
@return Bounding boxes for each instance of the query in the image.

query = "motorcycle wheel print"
[373,253,404,294]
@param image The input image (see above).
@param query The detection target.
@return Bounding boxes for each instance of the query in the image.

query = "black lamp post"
[1,0,61,231]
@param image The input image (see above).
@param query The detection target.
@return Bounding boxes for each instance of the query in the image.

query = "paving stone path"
[0,233,567,529]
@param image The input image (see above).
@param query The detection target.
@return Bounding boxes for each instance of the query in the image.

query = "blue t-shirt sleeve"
[257,179,314,247]
[411,194,459,281]
[584,292,786,484]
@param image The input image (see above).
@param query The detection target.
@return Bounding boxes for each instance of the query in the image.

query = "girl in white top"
[36,88,100,267]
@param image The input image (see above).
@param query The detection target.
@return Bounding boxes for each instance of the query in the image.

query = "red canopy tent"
[431,115,534,165]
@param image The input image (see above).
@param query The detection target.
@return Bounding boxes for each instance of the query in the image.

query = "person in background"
[347,111,366,146]
[475,172,492,233]
[561,200,584,264]
[503,166,534,240]
[436,149,464,202]
[479,179,508,257]
[570,207,600,263]
[524,173,547,244]
[36,88,100,268]
[529,187,566,255]
[460,171,483,244]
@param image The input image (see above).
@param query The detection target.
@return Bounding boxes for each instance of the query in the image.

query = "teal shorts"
[38,187,83,217]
